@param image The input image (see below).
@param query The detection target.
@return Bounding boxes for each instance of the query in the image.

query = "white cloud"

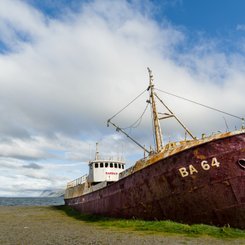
[0,0,244,196]
[236,24,245,31]
[0,157,84,197]
[0,0,48,50]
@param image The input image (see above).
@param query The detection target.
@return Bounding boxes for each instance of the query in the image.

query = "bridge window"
[110,163,113,168]
[100,162,103,168]
[114,163,118,168]
[105,162,108,168]
[122,165,124,169]
[119,164,121,169]
[95,163,98,168]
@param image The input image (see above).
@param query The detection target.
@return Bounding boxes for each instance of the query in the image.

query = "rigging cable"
[122,102,149,130]
[107,88,148,122]
[155,88,244,121]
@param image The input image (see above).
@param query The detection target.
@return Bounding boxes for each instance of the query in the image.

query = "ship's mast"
[95,142,99,160]
[148,68,163,152]
[107,68,197,155]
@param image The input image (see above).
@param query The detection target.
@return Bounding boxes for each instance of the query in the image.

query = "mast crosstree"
[107,68,198,155]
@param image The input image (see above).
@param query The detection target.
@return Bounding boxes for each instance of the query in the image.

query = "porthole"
[238,159,245,169]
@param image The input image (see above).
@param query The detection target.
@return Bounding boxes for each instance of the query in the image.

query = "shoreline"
[0,206,244,245]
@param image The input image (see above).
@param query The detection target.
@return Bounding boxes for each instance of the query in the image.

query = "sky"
[0,0,245,197]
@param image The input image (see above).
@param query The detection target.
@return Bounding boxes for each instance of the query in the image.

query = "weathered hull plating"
[65,132,245,229]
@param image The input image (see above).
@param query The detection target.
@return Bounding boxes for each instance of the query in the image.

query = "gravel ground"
[0,206,244,245]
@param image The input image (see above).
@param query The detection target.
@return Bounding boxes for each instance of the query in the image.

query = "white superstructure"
[65,143,126,199]
[88,159,125,183]
[87,143,125,183]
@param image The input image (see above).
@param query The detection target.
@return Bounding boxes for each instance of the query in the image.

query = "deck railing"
[67,174,88,188]
[90,155,125,162]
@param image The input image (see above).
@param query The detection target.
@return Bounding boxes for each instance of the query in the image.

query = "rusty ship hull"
[65,131,245,229]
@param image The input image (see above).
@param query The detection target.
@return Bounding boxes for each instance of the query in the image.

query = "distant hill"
[39,189,65,197]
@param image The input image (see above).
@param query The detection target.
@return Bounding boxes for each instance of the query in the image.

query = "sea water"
[0,197,64,206]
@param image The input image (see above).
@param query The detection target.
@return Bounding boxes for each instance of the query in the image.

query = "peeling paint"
[65,130,245,229]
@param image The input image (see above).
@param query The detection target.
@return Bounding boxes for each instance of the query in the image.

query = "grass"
[55,205,245,239]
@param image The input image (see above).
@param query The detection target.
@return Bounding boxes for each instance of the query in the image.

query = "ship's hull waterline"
[65,132,245,229]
